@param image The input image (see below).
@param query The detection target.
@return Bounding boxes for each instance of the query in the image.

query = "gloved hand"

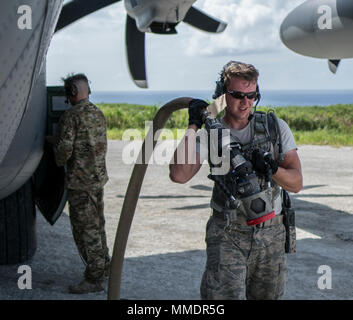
[251,149,278,175]
[188,99,208,129]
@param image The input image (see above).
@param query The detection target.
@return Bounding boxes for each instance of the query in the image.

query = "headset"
[64,80,78,98]
[212,61,261,110]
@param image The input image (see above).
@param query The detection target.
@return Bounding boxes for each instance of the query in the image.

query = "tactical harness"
[211,111,296,253]
[210,111,284,223]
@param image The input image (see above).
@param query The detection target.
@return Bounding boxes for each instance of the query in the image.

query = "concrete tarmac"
[1,141,353,300]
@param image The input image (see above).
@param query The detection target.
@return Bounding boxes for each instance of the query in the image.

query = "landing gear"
[0,180,37,265]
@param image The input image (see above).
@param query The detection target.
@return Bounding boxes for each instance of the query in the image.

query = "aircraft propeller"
[126,5,227,88]
[55,0,227,88]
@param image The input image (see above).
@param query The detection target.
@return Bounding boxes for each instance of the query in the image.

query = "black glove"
[251,149,278,175]
[188,99,208,129]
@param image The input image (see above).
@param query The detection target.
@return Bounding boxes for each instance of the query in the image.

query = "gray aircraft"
[280,0,353,73]
[0,0,226,265]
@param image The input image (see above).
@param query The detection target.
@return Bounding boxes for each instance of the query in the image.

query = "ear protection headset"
[212,61,261,109]
[64,79,78,98]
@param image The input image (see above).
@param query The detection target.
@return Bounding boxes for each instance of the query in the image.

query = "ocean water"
[90,90,353,107]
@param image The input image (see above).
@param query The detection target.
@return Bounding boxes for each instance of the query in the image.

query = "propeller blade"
[126,15,148,88]
[55,0,121,32]
[328,59,340,74]
[183,6,227,33]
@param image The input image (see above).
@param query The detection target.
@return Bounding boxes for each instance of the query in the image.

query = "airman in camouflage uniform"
[53,74,110,294]
[200,215,287,300]
[169,62,303,300]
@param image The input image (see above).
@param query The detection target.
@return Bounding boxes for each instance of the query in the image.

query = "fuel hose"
[107,95,227,299]
[107,97,192,300]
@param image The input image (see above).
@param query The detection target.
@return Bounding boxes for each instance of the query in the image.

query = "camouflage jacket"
[54,98,108,191]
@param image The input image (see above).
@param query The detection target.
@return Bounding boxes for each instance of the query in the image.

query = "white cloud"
[185,0,304,56]
[50,0,352,91]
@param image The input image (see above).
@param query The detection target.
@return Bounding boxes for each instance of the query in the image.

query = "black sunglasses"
[227,90,258,100]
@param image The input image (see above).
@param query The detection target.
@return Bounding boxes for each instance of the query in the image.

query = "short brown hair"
[222,61,259,87]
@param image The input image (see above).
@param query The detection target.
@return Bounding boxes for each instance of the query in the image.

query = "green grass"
[292,129,353,146]
[106,127,187,140]
[97,103,353,146]
[98,103,189,140]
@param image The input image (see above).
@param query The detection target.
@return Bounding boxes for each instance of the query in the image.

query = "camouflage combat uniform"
[200,215,287,300]
[54,98,109,283]
[198,113,296,300]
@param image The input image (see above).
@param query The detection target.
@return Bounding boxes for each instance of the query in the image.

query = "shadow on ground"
[1,184,353,300]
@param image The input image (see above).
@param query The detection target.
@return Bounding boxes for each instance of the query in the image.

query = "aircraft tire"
[0,179,37,265]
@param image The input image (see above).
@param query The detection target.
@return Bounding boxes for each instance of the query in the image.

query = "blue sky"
[46,0,353,91]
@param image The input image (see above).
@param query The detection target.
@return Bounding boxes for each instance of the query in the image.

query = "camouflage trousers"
[67,188,110,282]
[200,216,287,300]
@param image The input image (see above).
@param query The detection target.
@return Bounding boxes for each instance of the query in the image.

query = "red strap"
[247,211,276,226]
